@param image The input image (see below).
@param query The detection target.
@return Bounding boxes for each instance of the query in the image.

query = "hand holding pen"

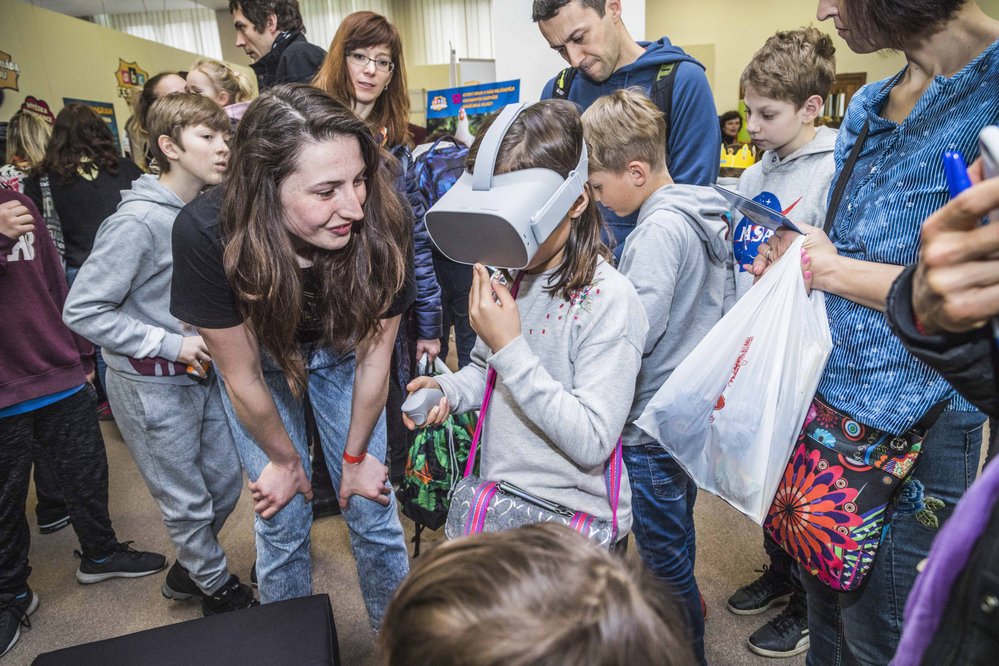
[916,151,999,341]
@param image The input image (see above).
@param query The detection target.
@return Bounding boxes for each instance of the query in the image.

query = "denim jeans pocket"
[643,444,688,501]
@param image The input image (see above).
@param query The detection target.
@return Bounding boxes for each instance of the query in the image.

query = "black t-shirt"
[25,157,143,268]
[170,187,416,342]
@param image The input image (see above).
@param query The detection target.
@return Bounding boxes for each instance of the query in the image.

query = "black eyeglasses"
[346,51,395,73]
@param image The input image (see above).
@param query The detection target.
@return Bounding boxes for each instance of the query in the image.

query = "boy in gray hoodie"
[63,93,256,616]
[582,89,734,666]
[725,27,838,660]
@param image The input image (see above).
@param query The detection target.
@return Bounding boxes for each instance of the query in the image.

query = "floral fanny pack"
[764,395,944,592]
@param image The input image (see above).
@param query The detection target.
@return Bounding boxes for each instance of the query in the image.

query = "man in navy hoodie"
[534,0,720,253]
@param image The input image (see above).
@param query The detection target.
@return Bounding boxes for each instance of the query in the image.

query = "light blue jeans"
[218,346,409,627]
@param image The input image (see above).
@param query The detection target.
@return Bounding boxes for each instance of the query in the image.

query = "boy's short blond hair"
[581,88,666,174]
[146,92,229,173]
[741,27,836,108]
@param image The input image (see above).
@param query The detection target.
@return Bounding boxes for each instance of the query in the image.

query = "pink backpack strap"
[463,271,524,478]
[463,481,499,535]
[604,438,624,539]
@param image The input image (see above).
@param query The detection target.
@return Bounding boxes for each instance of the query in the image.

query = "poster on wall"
[115,58,149,100]
[0,50,21,92]
[64,98,121,153]
[425,79,520,138]
[20,96,56,125]
[0,49,22,111]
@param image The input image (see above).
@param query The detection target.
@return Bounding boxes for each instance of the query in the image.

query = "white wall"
[492,0,646,102]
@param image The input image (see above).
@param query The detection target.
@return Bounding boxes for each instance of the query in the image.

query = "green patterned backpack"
[397,359,478,556]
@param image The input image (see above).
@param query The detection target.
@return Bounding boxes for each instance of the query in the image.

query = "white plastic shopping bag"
[635,236,832,524]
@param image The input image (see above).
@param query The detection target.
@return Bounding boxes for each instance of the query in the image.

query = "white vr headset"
[424,102,589,269]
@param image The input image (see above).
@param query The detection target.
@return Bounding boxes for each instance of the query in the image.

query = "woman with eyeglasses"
[313,11,409,148]
[314,12,443,489]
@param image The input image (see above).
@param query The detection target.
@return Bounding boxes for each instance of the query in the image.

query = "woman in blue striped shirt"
[752,1,998,663]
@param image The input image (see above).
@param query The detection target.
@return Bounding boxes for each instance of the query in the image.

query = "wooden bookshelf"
[823,72,867,128]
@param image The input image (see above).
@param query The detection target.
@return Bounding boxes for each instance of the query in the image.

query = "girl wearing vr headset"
[169,84,412,624]
[404,99,649,542]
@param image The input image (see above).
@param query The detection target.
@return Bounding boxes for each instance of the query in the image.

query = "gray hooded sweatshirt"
[736,126,839,229]
[64,174,196,384]
[435,258,649,535]
[619,183,733,446]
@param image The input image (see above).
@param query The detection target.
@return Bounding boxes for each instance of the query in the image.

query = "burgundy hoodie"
[0,190,93,410]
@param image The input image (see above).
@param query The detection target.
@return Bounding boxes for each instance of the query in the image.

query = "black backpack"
[552,62,679,167]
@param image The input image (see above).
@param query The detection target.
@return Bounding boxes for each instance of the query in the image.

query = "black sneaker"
[161,561,202,601]
[201,575,258,616]
[75,542,167,584]
[747,592,810,658]
[38,514,71,535]
[727,566,793,615]
[0,586,39,657]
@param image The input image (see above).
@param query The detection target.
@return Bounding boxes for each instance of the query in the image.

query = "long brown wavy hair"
[222,83,410,394]
[35,104,121,184]
[467,100,611,300]
[312,11,411,148]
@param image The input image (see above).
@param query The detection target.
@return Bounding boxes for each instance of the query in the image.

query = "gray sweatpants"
[106,370,242,594]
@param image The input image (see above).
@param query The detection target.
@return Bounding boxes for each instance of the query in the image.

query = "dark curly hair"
[228,0,304,34]
[844,0,968,50]
[35,104,121,184]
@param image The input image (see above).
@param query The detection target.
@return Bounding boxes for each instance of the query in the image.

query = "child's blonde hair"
[189,58,256,105]
[5,111,52,168]
[740,27,836,108]
[379,523,695,666]
[146,93,229,173]
[581,88,666,174]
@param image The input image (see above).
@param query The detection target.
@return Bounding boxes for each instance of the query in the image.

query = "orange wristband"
[343,451,365,465]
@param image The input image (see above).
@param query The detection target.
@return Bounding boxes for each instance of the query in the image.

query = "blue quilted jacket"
[388,144,443,384]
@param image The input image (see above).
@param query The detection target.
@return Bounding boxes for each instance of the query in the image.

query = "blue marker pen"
[943,150,972,198]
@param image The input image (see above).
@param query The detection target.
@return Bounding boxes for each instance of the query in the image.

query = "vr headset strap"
[472,102,528,191]
[531,143,588,244]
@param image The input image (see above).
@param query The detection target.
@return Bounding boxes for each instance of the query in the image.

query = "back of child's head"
[146,92,229,174]
[581,88,667,175]
[5,111,52,167]
[379,523,696,666]
[466,100,611,299]
[740,26,836,107]
[189,58,256,105]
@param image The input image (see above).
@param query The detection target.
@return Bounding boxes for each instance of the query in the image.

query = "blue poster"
[425,79,520,136]
[63,97,121,154]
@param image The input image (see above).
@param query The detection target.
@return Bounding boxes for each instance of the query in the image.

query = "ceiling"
[19,0,229,18]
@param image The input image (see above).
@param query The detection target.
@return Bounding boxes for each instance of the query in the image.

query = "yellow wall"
[0,1,253,150]
[648,0,999,112]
